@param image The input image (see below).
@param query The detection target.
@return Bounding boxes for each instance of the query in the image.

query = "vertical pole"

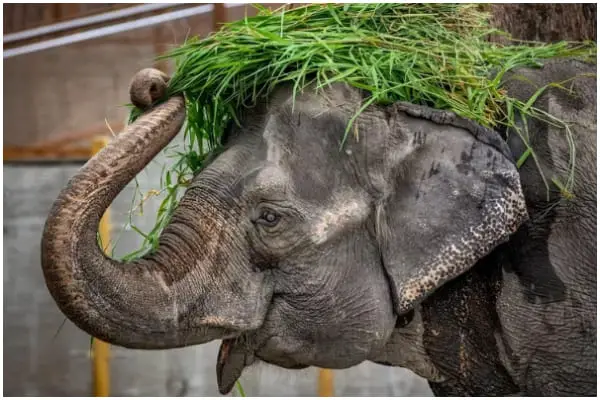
[152,24,168,73]
[318,369,334,396]
[91,136,111,397]
[213,3,226,32]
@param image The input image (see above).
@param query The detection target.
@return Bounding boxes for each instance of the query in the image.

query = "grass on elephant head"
[94,4,595,392]
[123,3,594,257]
[161,3,594,156]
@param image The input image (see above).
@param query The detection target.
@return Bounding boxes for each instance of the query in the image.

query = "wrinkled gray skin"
[41,59,595,396]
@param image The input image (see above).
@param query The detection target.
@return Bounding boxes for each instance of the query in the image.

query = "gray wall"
[3,138,432,396]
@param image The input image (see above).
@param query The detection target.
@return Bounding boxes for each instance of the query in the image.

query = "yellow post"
[91,136,111,397]
[318,369,334,396]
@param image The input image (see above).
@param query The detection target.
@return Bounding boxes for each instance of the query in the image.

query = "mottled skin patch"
[378,104,528,315]
[396,182,526,311]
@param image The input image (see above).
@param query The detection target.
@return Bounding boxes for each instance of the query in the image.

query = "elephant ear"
[377,102,528,315]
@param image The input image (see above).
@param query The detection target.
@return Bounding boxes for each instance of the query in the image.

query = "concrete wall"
[3,12,212,148]
[3,3,284,148]
[3,140,433,396]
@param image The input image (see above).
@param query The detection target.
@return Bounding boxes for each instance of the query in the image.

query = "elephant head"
[41,68,528,394]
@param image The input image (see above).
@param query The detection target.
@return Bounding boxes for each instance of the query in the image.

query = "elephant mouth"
[216,337,309,394]
[217,338,250,395]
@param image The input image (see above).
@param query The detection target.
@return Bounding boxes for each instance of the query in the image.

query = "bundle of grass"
[122,3,595,258]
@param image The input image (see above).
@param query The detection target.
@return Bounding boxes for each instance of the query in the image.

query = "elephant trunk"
[41,69,229,349]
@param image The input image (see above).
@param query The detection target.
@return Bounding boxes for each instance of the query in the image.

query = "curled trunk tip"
[41,68,193,348]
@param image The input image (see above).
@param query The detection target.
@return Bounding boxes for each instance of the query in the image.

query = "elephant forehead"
[237,115,288,189]
[263,116,285,164]
[310,192,370,245]
[253,165,288,188]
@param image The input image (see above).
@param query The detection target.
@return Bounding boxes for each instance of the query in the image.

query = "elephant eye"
[257,209,280,227]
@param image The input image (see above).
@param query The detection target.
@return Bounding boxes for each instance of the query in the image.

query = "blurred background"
[3,3,595,397]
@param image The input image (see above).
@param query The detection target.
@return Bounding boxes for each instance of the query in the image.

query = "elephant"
[41,58,596,396]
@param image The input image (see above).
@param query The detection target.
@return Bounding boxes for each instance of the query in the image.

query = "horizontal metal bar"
[4,4,216,59]
[3,3,183,44]
[4,159,88,166]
